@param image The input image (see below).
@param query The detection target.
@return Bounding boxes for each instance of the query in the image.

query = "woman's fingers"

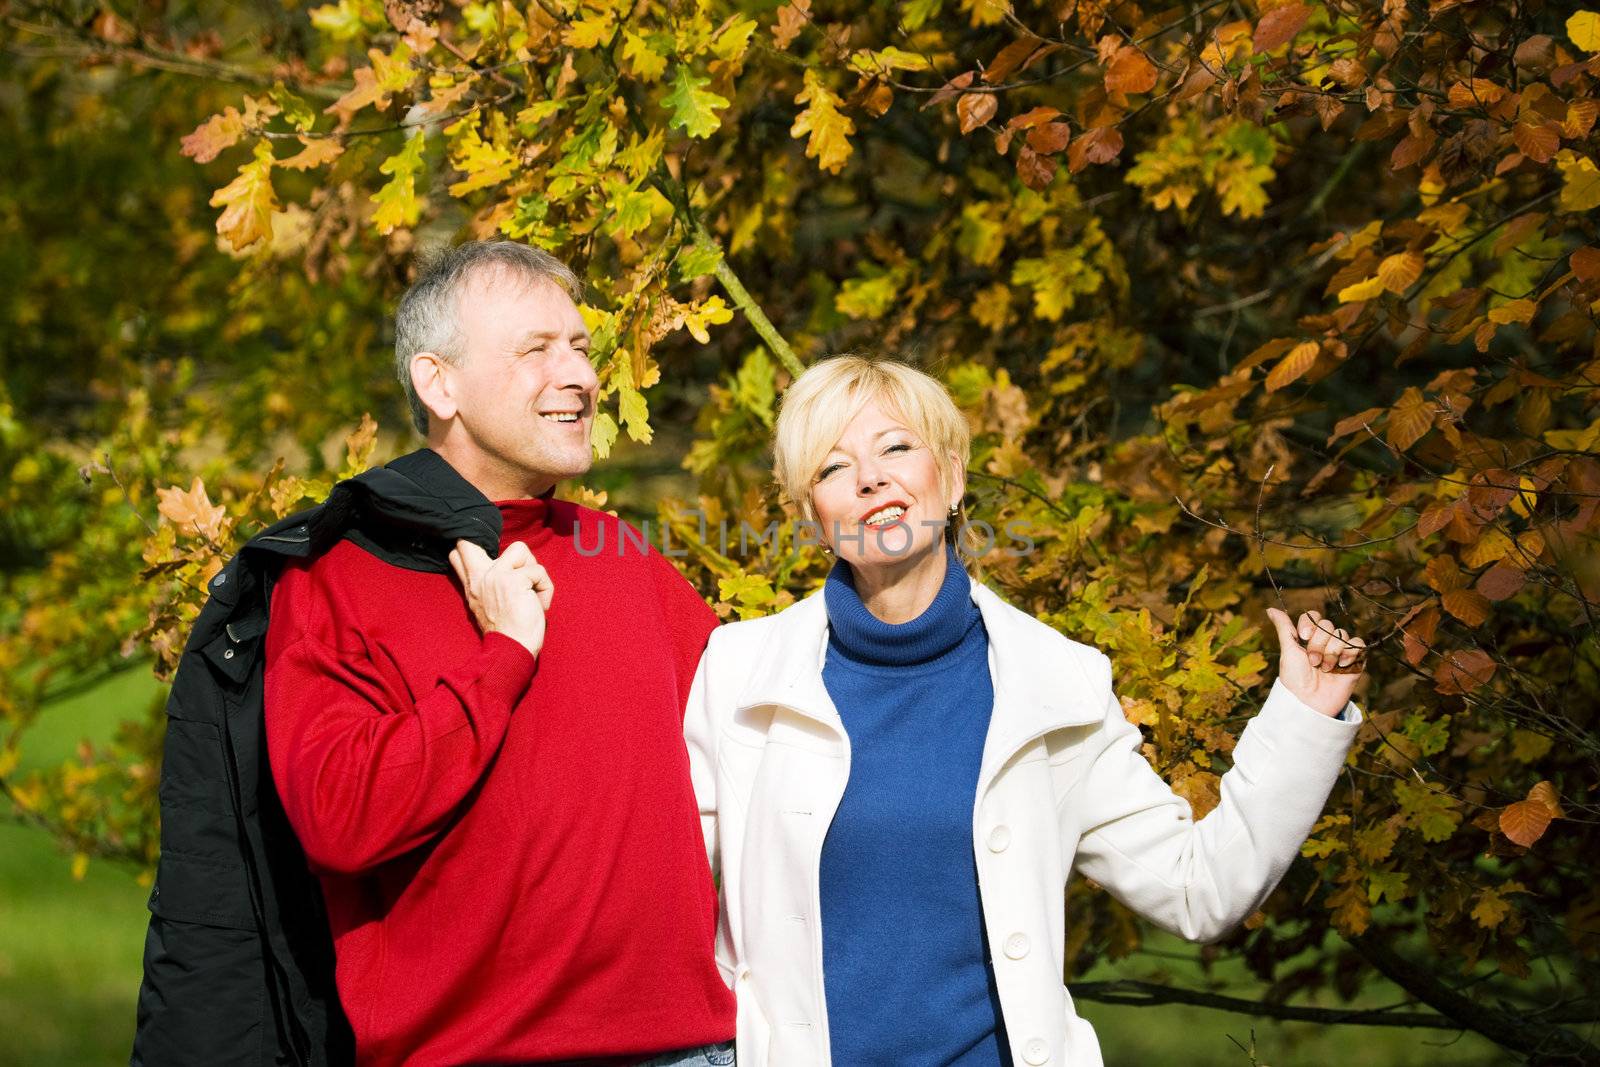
[1337,633,1366,669]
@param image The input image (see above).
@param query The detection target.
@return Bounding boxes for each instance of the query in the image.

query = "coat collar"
[737,576,1104,773]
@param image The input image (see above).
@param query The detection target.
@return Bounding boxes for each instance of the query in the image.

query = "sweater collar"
[823,544,980,667]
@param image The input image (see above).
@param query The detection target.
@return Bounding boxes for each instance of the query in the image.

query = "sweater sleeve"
[265,571,537,876]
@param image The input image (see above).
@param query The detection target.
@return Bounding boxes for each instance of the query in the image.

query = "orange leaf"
[1024,122,1072,154]
[983,37,1039,84]
[1377,250,1424,293]
[279,137,345,171]
[1386,387,1435,451]
[1528,780,1565,818]
[1328,407,1383,443]
[1067,125,1123,172]
[771,0,809,49]
[1253,3,1311,52]
[1104,46,1158,94]
[1564,98,1599,139]
[180,107,245,164]
[1006,106,1060,130]
[1487,298,1536,325]
[1441,587,1492,626]
[1570,246,1600,281]
[157,477,228,542]
[1264,340,1320,393]
[956,92,998,134]
[1512,119,1561,163]
[1499,799,1551,847]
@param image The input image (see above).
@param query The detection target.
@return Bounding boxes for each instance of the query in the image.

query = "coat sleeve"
[681,632,736,985]
[265,582,536,876]
[1065,650,1361,943]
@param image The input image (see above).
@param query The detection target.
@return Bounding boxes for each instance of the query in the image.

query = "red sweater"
[264,497,733,1066]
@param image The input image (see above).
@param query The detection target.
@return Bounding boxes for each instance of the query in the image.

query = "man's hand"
[1266,607,1367,718]
[449,540,554,658]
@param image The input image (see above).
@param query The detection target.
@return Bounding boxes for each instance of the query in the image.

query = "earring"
[948,503,960,518]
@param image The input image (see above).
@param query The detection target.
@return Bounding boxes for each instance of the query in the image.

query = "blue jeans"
[638,1042,736,1067]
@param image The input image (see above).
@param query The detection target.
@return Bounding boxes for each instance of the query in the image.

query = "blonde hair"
[773,354,972,533]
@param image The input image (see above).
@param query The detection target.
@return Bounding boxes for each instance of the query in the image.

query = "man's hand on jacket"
[450,539,553,658]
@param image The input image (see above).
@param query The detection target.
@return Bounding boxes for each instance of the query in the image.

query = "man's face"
[441,267,598,495]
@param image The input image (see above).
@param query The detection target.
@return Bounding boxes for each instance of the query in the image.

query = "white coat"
[684,578,1361,1067]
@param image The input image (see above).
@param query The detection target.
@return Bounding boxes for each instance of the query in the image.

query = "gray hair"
[394,240,583,435]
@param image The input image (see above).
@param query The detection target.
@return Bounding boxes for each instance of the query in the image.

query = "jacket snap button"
[987,825,1011,852]
[1023,1038,1049,1065]
[1004,932,1030,959]
[223,649,235,660]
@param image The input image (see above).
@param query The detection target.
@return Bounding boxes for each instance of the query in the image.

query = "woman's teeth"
[865,506,906,526]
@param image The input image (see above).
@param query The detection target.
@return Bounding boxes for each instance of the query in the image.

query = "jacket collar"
[737,577,1104,771]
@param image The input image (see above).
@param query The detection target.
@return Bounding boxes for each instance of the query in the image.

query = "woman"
[684,356,1366,1067]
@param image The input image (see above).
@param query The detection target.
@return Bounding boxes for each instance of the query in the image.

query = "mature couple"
[135,240,1366,1067]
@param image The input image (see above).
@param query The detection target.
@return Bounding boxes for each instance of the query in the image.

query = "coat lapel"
[733,577,1104,772]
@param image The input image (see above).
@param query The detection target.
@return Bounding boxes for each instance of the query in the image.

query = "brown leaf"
[925,70,976,109]
[1328,407,1383,443]
[1015,144,1057,190]
[1328,56,1367,89]
[1499,800,1551,847]
[863,82,894,117]
[1025,122,1072,155]
[1176,64,1218,102]
[1570,246,1600,281]
[1264,340,1320,393]
[983,37,1039,85]
[956,92,998,133]
[1389,131,1433,170]
[1471,561,1523,601]
[1513,34,1555,74]
[1402,603,1440,666]
[1253,3,1311,52]
[1315,94,1345,130]
[1433,648,1497,695]
[1104,46,1158,94]
[1067,125,1123,172]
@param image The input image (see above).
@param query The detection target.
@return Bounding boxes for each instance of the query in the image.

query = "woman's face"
[809,397,959,570]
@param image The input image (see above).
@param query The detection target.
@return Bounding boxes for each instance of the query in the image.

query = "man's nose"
[554,343,599,391]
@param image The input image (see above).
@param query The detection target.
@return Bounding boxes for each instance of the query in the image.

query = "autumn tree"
[3,0,1599,1061]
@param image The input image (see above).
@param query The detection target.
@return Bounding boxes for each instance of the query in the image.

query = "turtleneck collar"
[824,544,982,668]
[496,490,557,547]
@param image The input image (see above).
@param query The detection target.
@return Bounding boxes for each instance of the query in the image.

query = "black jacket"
[132,449,503,1067]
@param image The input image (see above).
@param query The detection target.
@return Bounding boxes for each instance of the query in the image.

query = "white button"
[223,649,235,659]
[1004,932,1030,959]
[987,825,1011,852]
[1023,1038,1049,1065]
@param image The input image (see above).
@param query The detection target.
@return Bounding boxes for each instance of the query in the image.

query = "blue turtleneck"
[818,544,1011,1066]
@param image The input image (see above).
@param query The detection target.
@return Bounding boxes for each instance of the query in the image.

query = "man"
[264,241,735,1065]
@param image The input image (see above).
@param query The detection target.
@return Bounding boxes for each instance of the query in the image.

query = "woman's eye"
[885,443,912,454]
[817,464,844,480]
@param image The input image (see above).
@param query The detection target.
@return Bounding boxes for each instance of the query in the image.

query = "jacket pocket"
[132,910,265,1067]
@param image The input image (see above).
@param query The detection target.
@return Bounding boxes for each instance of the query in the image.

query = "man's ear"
[410,351,458,423]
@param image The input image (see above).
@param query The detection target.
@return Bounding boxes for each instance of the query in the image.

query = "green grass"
[0,665,159,1067]
[0,668,1516,1065]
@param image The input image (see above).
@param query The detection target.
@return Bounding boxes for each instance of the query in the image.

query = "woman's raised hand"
[1266,607,1367,718]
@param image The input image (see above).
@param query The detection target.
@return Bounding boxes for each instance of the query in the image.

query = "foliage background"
[2,0,1599,1062]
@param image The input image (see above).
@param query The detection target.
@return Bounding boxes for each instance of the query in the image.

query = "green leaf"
[590,411,619,458]
[371,131,427,234]
[623,30,669,81]
[665,65,730,139]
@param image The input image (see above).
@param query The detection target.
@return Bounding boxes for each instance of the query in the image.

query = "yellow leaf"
[1487,298,1537,325]
[622,30,667,81]
[791,69,855,174]
[209,142,278,251]
[683,295,734,343]
[1472,888,1511,928]
[1337,275,1384,303]
[564,13,615,48]
[279,136,345,172]
[1557,150,1600,213]
[1378,251,1424,293]
[1566,10,1600,52]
